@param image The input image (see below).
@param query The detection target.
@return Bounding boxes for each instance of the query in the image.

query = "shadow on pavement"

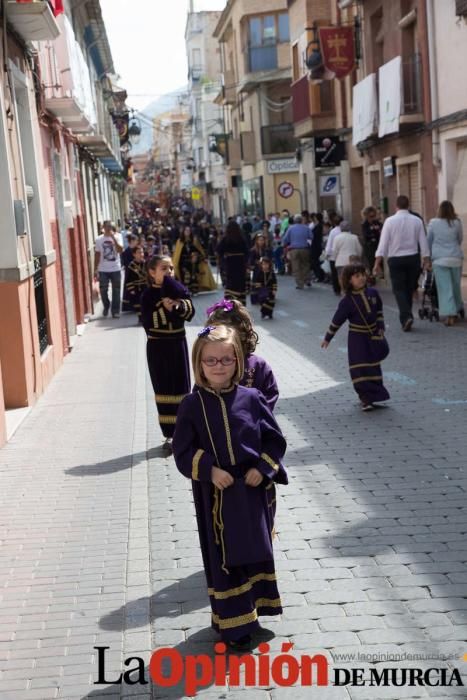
[65,447,167,476]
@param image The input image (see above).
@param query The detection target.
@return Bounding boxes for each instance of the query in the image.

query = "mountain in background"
[131,87,188,156]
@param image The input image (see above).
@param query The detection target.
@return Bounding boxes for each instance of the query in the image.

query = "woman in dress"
[217,221,249,305]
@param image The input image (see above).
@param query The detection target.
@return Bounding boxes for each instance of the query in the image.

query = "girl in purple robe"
[173,325,287,651]
[140,256,195,452]
[321,263,390,411]
[206,298,279,411]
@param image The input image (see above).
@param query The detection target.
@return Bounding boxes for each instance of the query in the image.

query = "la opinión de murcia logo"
[94,644,464,696]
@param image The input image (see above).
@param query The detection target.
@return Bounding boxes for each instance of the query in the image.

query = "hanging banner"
[319,27,355,79]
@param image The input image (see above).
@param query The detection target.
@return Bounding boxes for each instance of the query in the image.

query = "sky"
[100,0,227,114]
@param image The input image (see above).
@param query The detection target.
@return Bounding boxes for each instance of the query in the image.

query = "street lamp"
[128,118,142,146]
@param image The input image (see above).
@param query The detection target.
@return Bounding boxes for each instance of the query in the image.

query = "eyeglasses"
[201,357,237,367]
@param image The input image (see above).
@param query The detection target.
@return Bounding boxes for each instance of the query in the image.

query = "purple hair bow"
[206,299,234,316]
[198,326,216,337]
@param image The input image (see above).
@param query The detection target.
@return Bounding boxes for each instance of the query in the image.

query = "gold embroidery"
[356,290,371,313]
[149,327,185,334]
[155,394,187,404]
[255,597,282,609]
[219,396,235,466]
[261,452,279,472]
[152,311,159,329]
[160,308,167,326]
[192,449,203,481]
[211,609,258,630]
[207,572,277,600]
[349,361,382,370]
[265,483,274,491]
[349,323,377,330]
[158,415,177,424]
[352,375,382,384]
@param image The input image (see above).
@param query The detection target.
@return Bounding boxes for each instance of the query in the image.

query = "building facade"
[214,0,298,218]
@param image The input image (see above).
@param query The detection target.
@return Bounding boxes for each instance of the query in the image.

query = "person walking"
[172,325,287,652]
[310,213,325,282]
[282,214,312,290]
[321,263,390,411]
[217,220,250,305]
[427,200,464,326]
[94,221,124,318]
[325,215,343,295]
[140,255,195,453]
[333,220,363,277]
[361,206,382,273]
[373,195,431,331]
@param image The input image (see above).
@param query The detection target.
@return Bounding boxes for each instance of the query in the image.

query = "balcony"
[6,0,60,40]
[400,53,423,124]
[261,124,297,155]
[223,69,237,105]
[228,137,241,169]
[240,131,256,165]
[292,76,336,138]
[240,42,292,92]
[248,42,278,73]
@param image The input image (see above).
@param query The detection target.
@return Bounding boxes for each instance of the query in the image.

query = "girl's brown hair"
[340,263,367,295]
[437,200,457,225]
[192,325,244,388]
[146,255,172,285]
[206,299,258,355]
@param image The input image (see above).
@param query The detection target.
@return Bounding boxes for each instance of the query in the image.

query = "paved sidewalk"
[1,276,467,700]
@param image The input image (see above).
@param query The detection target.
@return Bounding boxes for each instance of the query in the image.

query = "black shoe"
[102,307,109,317]
[402,318,413,332]
[226,634,252,652]
[112,313,120,319]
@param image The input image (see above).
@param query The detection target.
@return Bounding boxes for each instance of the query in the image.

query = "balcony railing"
[247,42,278,73]
[402,53,423,115]
[261,124,297,155]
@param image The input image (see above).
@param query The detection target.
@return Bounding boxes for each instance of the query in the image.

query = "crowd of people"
[90,193,464,652]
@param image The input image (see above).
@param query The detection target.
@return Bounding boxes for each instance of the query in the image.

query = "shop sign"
[319,174,340,196]
[267,158,299,174]
[314,136,346,168]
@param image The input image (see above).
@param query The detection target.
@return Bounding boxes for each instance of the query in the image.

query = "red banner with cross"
[318,27,355,79]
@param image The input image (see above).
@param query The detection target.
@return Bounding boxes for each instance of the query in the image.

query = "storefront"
[242,176,264,216]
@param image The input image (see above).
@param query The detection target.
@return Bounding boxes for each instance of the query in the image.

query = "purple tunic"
[242,354,279,411]
[251,268,277,318]
[122,260,146,316]
[173,385,287,642]
[325,287,390,405]
[217,237,249,305]
[140,285,195,438]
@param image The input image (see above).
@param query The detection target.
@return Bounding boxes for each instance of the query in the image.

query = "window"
[292,43,299,81]
[278,14,289,43]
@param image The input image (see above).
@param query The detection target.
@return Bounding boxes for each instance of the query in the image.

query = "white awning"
[378,56,402,137]
[352,73,377,145]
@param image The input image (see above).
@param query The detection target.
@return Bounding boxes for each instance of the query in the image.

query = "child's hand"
[211,466,234,490]
[162,297,176,311]
[245,468,263,487]
[321,340,329,349]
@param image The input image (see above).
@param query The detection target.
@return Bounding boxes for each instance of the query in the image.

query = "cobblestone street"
[1,276,467,700]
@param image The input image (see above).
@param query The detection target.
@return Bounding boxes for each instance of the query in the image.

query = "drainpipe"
[426,0,441,169]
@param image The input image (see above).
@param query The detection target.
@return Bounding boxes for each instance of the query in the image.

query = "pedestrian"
[121,233,138,268]
[361,206,382,273]
[205,298,279,410]
[140,255,195,453]
[172,324,287,651]
[217,220,249,305]
[122,245,146,319]
[248,233,271,274]
[173,226,216,294]
[427,200,464,326]
[282,214,312,290]
[94,220,124,318]
[321,263,390,412]
[310,213,325,282]
[373,195,431,331]
[333,220,363,277]
[324,214,343,295]
[251,257,277,320]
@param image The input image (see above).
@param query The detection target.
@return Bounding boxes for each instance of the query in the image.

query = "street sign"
[277,181,294,199]
[319,174,340,196]
[191,187,201,201]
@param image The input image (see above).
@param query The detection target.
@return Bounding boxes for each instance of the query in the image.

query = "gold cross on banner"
[328,34,348,64]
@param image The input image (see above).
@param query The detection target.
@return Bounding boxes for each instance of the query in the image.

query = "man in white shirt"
[373,195,431,331]
[325,215,343,295]
[94,220,124,318]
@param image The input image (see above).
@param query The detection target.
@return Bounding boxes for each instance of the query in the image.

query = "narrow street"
[1,277,466,700]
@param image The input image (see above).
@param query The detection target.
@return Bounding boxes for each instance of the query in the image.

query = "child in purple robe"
[251,257,277,319]
[173,325,287,651]
[140,255,195,452]
[321,263,390,411]
[206,298,279,410]
[122,245,146,319]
